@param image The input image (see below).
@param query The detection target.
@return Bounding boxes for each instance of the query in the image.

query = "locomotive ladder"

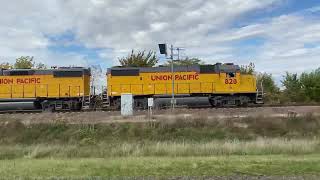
[256,90,264,104]
[82,96,91,110]
[256,81,264,104]
[101,90,110,108]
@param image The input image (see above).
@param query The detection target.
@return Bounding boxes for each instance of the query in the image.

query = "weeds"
[0,138,318,159]
[0,114,319,159]
[0,114,320,144]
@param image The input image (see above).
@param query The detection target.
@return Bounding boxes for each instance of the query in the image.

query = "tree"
[282,72,305,102]
[0,62,12,69]
[89,64,104,89]
[35,62,47,69]
[165,57,204,66]
[118,50,158,67]
[256,73,280,103]
[14,56,34,69]
[240,62,255,75]
[300,68,320,102]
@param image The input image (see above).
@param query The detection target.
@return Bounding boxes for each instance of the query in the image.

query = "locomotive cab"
[217,63,241,92]
[208,63,256,107]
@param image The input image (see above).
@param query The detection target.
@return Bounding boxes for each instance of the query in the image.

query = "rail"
[0,105,319,114]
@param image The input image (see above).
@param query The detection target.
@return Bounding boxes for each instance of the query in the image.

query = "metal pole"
[177,48,180,61]
[171,45,175,110]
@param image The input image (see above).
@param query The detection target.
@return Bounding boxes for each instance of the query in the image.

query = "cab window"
[228,72,236,78]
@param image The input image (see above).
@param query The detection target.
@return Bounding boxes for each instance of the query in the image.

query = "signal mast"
[158,44,185,111]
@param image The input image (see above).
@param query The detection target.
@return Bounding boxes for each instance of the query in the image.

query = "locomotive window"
[200,65,215,74]
[7,71,34,76]
[53,71,83,77]
[111,69,139,76]
[228,72,236,78]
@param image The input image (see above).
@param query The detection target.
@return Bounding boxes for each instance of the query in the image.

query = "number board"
[225,79,237,84]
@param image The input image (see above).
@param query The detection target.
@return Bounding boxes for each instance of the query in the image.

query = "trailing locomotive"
[0,67,91,111]
[107,63,263,109]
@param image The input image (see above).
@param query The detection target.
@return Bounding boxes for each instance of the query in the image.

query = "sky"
[0,0,319,83]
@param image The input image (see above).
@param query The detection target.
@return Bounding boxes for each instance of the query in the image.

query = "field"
[0,107,320,179]
[1,155,320,178]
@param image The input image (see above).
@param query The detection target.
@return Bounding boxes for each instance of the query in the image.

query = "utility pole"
[170,45,175,110]
[176,47,185,61]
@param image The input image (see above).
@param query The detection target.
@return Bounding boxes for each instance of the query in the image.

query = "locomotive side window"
[111,69,139,76]
[228,72,235,78]
[225,72,237,84]
[53,71,83,77]
[6,70,35,76]
[200,65,215,74]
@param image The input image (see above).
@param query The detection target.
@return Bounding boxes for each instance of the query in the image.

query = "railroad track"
[0,104,319,115]
[0,109,42,114]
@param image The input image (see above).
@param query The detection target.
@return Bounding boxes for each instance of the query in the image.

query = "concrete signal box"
[121,93,133,116]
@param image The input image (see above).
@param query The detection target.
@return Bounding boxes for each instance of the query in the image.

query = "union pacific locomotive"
[107,63,263,109]
[0,63,263,111]
[0,67,90,111]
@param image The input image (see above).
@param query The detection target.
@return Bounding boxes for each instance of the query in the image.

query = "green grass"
[1,114,320,145]
[0,115,320,177]
[0,138,319,159]
[0,155,320,178]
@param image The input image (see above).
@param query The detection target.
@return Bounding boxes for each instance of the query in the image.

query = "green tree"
[282,72,305,103]
[14,56,34,69]
[119,50,158,67]
[300,68,320,102]
[240,63,255,75]
[0,62,12,69]
[165,57,204,66]
[256,73,280,103]
[35,62,47,69]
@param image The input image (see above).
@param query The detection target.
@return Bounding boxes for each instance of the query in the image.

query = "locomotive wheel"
[42,104,55,112]
[33,101,42,109]
[41,100,60,112]
[113,99,121,110]
[134,98,148,110]
[209,99,215,107]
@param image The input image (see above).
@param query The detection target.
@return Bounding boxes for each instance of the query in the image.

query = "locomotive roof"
[0,67,91,76]
[107,63,240,75]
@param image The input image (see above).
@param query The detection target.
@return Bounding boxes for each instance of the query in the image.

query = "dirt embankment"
[0,106,319,125]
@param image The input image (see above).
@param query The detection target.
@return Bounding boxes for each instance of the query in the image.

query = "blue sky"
[0,0,320,84]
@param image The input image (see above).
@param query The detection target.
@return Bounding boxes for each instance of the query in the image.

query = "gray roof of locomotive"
[107,63,240,74]
[0,67,91,76]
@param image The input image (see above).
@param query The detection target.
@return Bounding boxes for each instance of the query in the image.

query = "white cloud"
[0,0,319,80]
[58,0,279,50]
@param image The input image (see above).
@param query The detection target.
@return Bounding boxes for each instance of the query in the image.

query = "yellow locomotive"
[0,67,91,111]
[107,63,262,108]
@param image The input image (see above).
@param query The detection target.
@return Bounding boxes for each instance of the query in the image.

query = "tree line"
[0,56,46,69]
[240,62,320,104]
[2,51,319,104]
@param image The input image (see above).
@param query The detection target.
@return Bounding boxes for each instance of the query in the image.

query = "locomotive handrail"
[111,82,216,95]
[0,83,84,100]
